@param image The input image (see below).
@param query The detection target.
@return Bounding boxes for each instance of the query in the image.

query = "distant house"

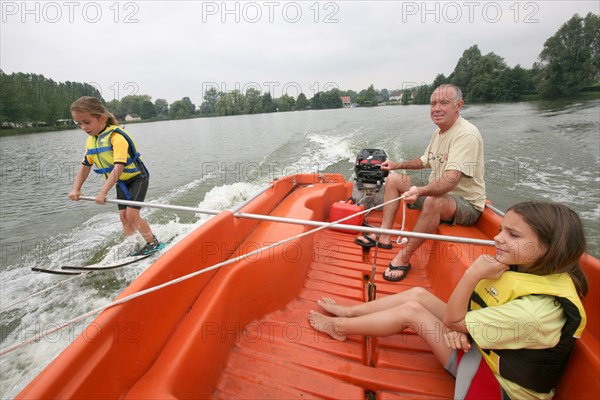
[56,119,74,126]
[389,91,403,102]
[389,90,416,103]
[125,114,141,122]
[340,96,351,107]
[26,121,47,128]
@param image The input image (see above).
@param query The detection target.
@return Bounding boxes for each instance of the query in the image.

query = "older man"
[356,84,486,281]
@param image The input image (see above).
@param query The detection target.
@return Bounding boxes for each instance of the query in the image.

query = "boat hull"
[17,174,600,399]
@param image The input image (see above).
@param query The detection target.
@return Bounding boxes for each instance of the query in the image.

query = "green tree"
[182,97,196,116]
[471,52,508,101]
[140,100,157,119]
[401,89,411,105]
[537,13,600,98]
[449,45,509,102]
[449,45,482,98]
[296,93,309,110]
[154,99,169,119]
[277,94,295,111]
[169,101,185,119]
[356,84,377,106]
[311,88,343,109]
[121,95,153,116]
[380,88,390,102]
[261,92,277,113]
[215,90,243,116]
[245,88,263,114]
[0,72,102,126]
[199,87,219,116]
[324,89,343,108]
[497,65,533,101]
[106,99,123,118]
[584,13,600,75]
[170,96,196,119]
[412,85,432,104]
[432,74,448,90]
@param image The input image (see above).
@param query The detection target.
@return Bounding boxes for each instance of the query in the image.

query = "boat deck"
[214,219,454,399]
[16,175,599,399]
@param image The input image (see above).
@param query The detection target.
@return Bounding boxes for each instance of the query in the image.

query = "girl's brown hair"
[70,96,119,126]
[508,201,589,297]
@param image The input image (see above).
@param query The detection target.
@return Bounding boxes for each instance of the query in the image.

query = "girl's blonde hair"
[508,201,589,297]
[70,96,119,126]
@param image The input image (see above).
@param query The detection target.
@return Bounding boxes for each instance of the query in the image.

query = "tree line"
[0,74,103,128]
[412,13,599,104]
[1,12,597,129]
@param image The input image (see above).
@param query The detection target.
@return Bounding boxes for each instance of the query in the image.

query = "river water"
[1,100,599,396]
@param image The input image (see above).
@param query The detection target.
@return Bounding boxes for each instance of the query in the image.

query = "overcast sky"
[2,1,599,105]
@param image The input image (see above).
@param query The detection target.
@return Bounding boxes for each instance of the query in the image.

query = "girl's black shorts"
[116,175,149,210]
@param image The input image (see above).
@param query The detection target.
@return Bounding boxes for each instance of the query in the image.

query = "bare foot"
[308,310,347,341]
[317,297,350,317]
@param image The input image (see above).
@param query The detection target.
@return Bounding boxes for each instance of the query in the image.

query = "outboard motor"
[352,148,389,207]
[329,149,389,232]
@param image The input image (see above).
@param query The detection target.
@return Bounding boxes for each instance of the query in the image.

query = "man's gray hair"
[436,84,463,103]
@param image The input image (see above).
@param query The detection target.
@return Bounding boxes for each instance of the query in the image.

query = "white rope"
[0,194,406,357]
[0,273,88,313]
[396,199,409,245]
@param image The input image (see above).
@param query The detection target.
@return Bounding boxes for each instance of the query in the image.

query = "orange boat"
[16,174,600,399]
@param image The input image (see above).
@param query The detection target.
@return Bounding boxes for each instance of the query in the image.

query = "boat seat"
[556,254,600,398]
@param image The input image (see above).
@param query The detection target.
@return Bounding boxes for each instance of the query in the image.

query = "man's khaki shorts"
[409,194,481,226]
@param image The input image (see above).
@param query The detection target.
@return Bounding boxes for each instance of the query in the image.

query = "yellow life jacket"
[469,271,586,394]
[84,125,148,183]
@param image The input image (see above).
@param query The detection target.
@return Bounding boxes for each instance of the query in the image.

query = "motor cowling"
[354,149,389,191]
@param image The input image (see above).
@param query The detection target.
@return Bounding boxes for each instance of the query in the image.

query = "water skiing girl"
[68,96,160,256]
[309,201,588,399]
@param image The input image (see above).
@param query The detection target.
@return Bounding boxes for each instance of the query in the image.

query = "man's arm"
[402,169,462,202]
[417,169,462,196]
[381,157,424,171]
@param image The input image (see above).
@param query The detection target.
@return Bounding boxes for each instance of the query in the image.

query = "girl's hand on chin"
[468,254,511,281]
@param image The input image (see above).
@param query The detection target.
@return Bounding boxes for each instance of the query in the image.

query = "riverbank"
[0,124,78,137]
[3,93,598,138]
[0,119,158,137]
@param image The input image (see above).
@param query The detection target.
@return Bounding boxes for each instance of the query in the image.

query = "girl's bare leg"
[317,287,446,320]
[121,207,155,242]
[119,209,136,237]
[308,300,453,365]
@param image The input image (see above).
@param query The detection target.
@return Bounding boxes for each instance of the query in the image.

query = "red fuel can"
[329,200,365,234]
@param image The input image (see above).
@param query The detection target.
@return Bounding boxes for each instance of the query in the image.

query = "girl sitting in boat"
[308,201,588,399]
